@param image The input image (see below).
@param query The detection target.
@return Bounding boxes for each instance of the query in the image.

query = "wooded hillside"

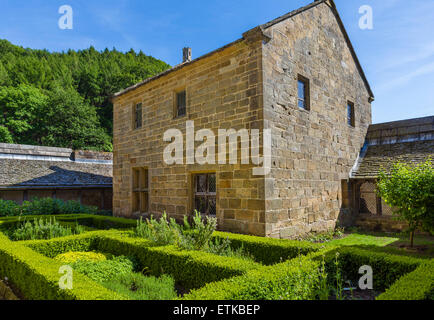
[0,39,170,151]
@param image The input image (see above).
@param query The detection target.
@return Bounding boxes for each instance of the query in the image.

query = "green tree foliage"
[0,39,170,150]
[377,160,434,247]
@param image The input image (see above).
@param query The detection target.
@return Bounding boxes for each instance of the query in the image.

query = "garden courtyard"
[0,199,432,301]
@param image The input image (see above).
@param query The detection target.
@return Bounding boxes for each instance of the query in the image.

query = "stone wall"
[261,2,372,238]
[112,34,266,235]
[112,1,374,238]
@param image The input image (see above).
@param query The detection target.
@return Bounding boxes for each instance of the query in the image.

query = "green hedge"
[319,247,423,292]
[377,260,434,300]
[0,214,137,233]
[213,231,322,265]
[21,231,105,258]
[0,233,124,300]
[183,249,332,300]
[93,233,260,290]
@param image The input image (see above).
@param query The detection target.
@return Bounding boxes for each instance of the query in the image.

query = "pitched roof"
[0,143,112,189]
[351,116,434,178]
[113,0,374,101]
[0,159,112,188]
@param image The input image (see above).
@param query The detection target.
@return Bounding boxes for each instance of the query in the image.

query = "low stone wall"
[355,214,407,233]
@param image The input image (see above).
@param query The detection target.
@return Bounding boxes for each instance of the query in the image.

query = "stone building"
[0,143,113,211]
[112,0,375,238]
[348,116,434,232]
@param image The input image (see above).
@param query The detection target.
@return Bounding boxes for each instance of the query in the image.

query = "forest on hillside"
[0,39,170,151]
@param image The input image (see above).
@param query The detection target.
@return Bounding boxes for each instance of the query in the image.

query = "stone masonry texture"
[112,0,373,238]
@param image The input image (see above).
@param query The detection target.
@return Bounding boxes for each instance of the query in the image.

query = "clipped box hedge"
[377,260,434,300]
[317,246,425,292]
[212,231,322,265]
[0,214,137,231]
[93,233,261,290]
[183,249,334,300]
[0,233,125,300]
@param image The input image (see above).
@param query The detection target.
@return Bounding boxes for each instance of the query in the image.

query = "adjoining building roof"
[351,116,434,178]
[0,143,112,189]
[113,0,374,101]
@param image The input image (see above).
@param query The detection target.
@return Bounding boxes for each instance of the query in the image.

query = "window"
[347,101,355,127]
[175,90,186,118]
[133,103,142,129]
[297,75,310,110]
[194,173,216,216]
[132,168,149,214]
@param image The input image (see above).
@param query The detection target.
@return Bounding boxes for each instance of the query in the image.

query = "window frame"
[347,101,355,127]
[133,102,143,130]
[174,89,187,118]
[297,75,310,111]
[193,172,216,217]
[132,167,149,214]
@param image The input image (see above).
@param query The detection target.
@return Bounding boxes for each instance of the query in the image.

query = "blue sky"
[0,0,433,124]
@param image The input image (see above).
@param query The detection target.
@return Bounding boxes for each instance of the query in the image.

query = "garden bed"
[0,214,432,300]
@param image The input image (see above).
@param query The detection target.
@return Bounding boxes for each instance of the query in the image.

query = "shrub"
[212,231,321,265]
[10,217,85,241]
[102,273,178,300]
[176,211,217,251]
[0,199,20,217]
[0,233,124,300]
[0,198,98,217]
[377,260,434,300]
[206,237,254,262]
[135,213,179,246]
[54,251,108,264]
[95,233,260,290]
[183,251,327,300]
[317,246,424,292]
[377,159,434,246]
[71,256,136,283]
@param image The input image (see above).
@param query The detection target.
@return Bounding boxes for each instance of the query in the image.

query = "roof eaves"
[112,38,244,100]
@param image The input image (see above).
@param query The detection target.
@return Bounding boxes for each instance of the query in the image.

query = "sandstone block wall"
[112,35,267,235]
[113,1,373,238]
[261,2,372,238]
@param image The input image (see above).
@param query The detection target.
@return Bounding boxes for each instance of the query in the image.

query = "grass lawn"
[326,230,434,258]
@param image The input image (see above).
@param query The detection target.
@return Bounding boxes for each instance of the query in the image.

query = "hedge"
[20,231,109,258]
[317,246,424,292]
[377,260,434,300]
[93,233,261,290]
[0,233,125,300]
[183,249,333,300]
[213,231,322,265]
[0,214,137,231]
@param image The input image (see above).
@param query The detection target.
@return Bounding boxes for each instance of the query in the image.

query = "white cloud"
[378,61,434,91]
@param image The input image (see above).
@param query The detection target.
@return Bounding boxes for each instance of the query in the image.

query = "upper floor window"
[133,103,142,129]
[175,90,187,118]
[347,101,355,127]
[194,173,216,216]
[297,75,310,110]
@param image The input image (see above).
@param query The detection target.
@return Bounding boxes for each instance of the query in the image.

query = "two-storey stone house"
[112,0,375,238]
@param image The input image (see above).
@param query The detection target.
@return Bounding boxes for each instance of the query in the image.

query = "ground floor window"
[194,173,216,216]
[132,167,149,214]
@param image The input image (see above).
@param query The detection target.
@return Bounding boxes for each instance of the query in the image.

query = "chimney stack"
[183,47,192,63]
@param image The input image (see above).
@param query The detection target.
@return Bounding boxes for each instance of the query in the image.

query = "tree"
[0,85,49,145]
[377,160,434,247]
[40,86,112,151]
[0,38,171,150]
[0,126,13,143]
